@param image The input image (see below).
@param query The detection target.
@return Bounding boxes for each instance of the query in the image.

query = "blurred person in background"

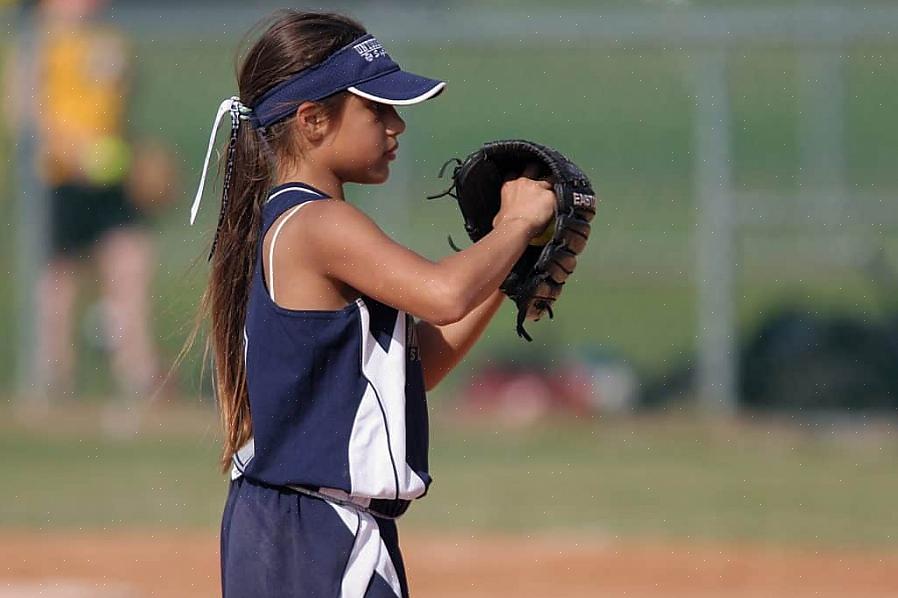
[11,0,177,422]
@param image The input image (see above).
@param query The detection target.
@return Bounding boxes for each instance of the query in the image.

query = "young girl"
[189,10,555,598]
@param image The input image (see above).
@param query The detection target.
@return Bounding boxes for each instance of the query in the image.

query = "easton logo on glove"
[573,192,596,209]
[429,139,597,341]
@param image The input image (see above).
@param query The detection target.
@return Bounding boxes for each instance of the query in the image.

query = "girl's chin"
[343,160,391,185]
[358,166,390,184]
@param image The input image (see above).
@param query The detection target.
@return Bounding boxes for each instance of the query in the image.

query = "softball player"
[189,10,555,597]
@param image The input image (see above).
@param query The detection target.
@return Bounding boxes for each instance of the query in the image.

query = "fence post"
[692,49,738,414]
[14,3,48,408]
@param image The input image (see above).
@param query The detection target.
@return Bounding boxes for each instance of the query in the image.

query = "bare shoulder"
[268,198,395,275]
[288,198,388,252]
[292,198,376,231]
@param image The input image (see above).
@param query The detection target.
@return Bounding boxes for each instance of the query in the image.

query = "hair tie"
[188,96,254,260]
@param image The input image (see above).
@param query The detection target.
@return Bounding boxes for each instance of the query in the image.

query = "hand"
[493,163,556,238]
[126,138,180,212]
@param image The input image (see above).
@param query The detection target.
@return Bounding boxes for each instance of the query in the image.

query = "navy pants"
[221,477,410,598]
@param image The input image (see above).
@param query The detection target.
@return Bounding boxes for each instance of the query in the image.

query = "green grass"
[414,412,898,547]
[3,404,896,548]
[1,405,225,529]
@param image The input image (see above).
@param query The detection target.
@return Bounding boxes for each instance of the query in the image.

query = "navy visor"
[250,34,445,128]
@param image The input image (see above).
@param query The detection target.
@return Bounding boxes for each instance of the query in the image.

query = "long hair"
[186,10,366,472]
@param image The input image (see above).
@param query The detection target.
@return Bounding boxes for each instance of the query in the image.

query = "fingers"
[503,176,552,190]
[522,163,552,188]
[521,163,540,179]
[502,163,552,188]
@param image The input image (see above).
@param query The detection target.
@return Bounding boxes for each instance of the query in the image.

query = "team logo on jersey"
[406,314,421,362]
[354,38,387,62]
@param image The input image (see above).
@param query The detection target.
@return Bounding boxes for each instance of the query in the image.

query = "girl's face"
[324,94,406,185]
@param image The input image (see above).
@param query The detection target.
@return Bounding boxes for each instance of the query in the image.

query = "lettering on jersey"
[572,191,596,210]
[354,38,387,62]
[406,314,420,362]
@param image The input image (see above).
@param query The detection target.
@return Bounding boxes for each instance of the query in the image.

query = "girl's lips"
[385,144,398,160]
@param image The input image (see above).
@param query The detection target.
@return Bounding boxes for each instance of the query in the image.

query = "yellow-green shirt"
[39,24,131,186]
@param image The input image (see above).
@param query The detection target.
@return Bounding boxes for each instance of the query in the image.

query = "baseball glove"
[428,139,597,341]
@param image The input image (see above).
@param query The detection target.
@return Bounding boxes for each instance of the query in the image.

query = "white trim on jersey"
[265,185,324,204]
[347,81,446,106]
[350,300,427,500]
[267,201,313,303]
[348,382,398,497]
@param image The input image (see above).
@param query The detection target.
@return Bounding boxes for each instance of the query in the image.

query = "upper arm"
[290,199,464,324]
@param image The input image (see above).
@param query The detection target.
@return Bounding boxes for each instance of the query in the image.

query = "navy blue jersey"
[232,182,430,504]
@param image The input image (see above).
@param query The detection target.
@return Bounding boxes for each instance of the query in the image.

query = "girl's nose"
[386,106,406,135]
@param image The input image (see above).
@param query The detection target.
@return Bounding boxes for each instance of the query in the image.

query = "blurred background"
[1,0,897,596]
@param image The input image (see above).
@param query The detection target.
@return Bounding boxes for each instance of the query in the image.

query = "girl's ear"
[293,101,328,144]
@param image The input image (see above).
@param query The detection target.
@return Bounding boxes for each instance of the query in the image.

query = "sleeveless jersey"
[232,183,431,505]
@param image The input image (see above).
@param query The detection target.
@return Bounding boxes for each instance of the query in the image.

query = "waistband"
[287,485,411,520]
[231,440,413,519]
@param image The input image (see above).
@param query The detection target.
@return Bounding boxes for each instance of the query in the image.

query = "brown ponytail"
[184,10,366,472]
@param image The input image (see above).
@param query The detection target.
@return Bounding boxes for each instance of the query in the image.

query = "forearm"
[434,219,532,316]
[417,289,505,391]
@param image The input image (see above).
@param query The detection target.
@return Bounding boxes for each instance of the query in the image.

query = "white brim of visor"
[347,81,446,106]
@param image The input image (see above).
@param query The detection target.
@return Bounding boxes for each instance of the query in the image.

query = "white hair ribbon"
[189,96,252,226]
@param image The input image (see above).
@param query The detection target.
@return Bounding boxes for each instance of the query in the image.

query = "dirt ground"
[1,530,897,597]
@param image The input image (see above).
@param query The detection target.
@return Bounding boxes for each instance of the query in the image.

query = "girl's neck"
[275,161,345,201]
